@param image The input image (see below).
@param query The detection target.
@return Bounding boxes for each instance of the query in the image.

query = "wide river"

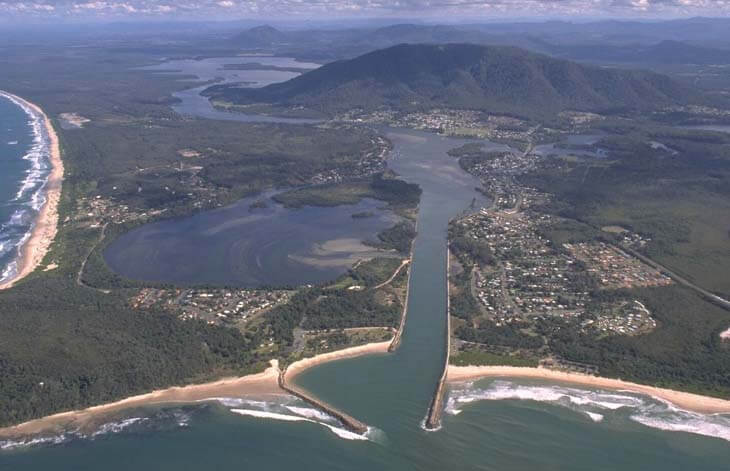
[3,57,729,469]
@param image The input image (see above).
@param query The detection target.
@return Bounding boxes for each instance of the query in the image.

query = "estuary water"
[3,58,730,468]
[0,93,51,284]
[104,194,399,287]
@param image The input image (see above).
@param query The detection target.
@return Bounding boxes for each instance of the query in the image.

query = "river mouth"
[103,194,400,287]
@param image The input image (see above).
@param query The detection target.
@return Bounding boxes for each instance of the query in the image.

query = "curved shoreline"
[0,91,63,290]
[0,342,392,440]
[0,362,284,439]
[447,365,730,414]
[285,341,392,381]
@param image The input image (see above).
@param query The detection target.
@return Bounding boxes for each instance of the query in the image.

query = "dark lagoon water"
[0,92,51,284]
[4,59,730,468]
[104,194,399,287]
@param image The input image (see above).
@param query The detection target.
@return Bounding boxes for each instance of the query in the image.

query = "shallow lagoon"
[104,195,399,287]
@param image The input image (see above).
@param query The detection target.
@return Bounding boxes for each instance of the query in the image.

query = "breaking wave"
[213,396,374,441]
[0,416,151,452]
[0,92,52,285]
[230,408,370,441]
[446,380,730,442]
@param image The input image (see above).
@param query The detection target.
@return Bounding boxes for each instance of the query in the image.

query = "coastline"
[0,341,393,439]
[0,361,283,439]
[0,91,63,290]
[447,365,730,414]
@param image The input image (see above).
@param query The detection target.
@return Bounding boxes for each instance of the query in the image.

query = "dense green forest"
[273,173,421,209]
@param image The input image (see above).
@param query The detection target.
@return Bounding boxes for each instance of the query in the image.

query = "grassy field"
[450,350,539,367]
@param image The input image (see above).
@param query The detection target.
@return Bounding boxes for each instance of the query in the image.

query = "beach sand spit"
[285,341,392,380]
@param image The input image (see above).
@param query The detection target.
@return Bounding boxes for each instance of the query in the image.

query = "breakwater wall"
[279,369,369,435]
[388,216,418,353]
[424,248,451,430]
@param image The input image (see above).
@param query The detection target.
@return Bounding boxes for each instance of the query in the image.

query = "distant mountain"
[204,43,697,119]
[232,25,291,47]
[228,20,730,63]
[544,40,730,66]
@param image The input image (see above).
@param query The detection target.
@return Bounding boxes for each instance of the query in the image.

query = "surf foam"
[447,380,730,442]
[230,408,369,441]
[0,92,53,285]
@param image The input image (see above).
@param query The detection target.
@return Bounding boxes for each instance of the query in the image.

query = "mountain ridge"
[205,43,698,119]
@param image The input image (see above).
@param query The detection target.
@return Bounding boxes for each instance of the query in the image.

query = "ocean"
[1,61,729,469]
[0,92,51,284]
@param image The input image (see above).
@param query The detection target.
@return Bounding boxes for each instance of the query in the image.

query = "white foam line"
[446,380,730,442]
[285,405,336,422]
[0,434,70,451]
[91,417,147,437]
[0,91,53,284]
[230,408,368,441]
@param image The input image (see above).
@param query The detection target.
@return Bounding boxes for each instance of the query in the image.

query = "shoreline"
[286,341,392,381]
[0,341,392,439]
[0,91,63,290]
[447,365,730,414]
[0,361,284,439]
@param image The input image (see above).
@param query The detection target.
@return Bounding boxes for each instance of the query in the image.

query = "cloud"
[0,0,728,20]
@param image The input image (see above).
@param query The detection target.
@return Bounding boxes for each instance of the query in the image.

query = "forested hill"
[204,43,698,119]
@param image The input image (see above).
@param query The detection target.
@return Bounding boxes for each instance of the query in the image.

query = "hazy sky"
[0,0,728,22]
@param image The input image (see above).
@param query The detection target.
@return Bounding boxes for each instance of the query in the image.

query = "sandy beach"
[0,361,283,438]
[447,365,730,414]
[285,341,392,380]
[0,92,63,290]
[0,340,394,439]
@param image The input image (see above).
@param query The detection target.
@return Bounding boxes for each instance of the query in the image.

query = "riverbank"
[0,92,63,290]
[0,361,283,439]
[447,365,730,414]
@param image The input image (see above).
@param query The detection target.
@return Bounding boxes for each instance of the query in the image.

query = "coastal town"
[308,134,390,185]
[446,128,684,371]
[130,287,292,328]
[452,209,669,329]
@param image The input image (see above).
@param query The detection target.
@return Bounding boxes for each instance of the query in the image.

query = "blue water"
[0,93,50,283]
[104,194,400,287]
